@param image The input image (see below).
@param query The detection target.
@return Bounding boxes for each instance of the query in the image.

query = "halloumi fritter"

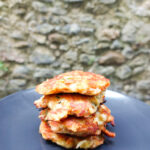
[35,71,115,149]
[39,105,115,137]
[40,121,104,149]
[36,71,110,96]
[34,93,104,121]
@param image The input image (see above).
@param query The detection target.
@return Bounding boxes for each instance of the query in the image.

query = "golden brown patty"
[36,70,110,96]
[39,121,104,149]
[40,105,115,137]
[34,93,104,121]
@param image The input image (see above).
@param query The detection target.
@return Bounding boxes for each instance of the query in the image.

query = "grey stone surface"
[64,0,83,3]
[129,55,149,68]
[0,70,6,77]
[75,38,90,45]
[72,64,84,70]
[122,21,143,43]
[97,43,110,50]
[86,2,109,14]
[32,1,49,13]
[35,23,54,34]
[43,0,53,2]
[111,40,123,49]
[0,50,27,63]
[137,80,150,91]
[11,31,26,40]
[64,50,78,62]
[48,33,67,44]
[127,0,150,17]
[32,34,46,44]
[0,2,5,8]
[79,54,95,65]
[12,65,30,78]
[136,24,150,44]
[0,0,150,103]
[7,79,26,93]
[33,68,54,78]
[61,63,71,69]
[59,45,69,51]
[0,80,7,97]
[14,41,30,49]
[61,24,80,35]
[81,27,95,35]
[115,65,132,80]
[30,47,55,65]
[81,42,98,54]
[99,0,116,4]
[52,8,67,16]
[133,66,145,75]
[96,66,115,76]
[51,61,61,68]
[99,51,125,65]
[122,46,135,59]
[96,28,120,41]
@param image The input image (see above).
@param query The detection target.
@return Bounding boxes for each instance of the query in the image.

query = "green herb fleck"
[0,61,8,71]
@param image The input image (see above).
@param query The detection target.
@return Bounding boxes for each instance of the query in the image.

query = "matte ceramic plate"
[0,89,150,150]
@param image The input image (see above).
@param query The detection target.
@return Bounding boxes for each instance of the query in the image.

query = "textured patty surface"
[39,121,104,149]
[40,105,115,137]
[35,93,104,121]
[36,71,110,96]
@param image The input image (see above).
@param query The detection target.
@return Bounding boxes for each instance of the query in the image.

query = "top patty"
[34,93,104,121]
[36,70,110,96]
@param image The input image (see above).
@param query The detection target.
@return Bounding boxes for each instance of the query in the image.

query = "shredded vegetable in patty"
[36,71,110,96]
[39,105,115,137]
[35,93,104,121]
[40,121,105,149]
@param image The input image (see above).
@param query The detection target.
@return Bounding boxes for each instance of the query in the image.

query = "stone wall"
[0,0,150,104]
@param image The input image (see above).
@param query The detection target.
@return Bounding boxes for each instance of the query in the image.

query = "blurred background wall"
[0,0,150,104]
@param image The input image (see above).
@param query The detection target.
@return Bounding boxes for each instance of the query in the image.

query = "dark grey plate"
[0,89,150,150]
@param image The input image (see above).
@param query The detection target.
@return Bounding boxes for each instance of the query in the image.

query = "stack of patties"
[34,71,115,149]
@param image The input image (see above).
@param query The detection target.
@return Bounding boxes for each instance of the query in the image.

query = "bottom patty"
[39,121,104,149]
